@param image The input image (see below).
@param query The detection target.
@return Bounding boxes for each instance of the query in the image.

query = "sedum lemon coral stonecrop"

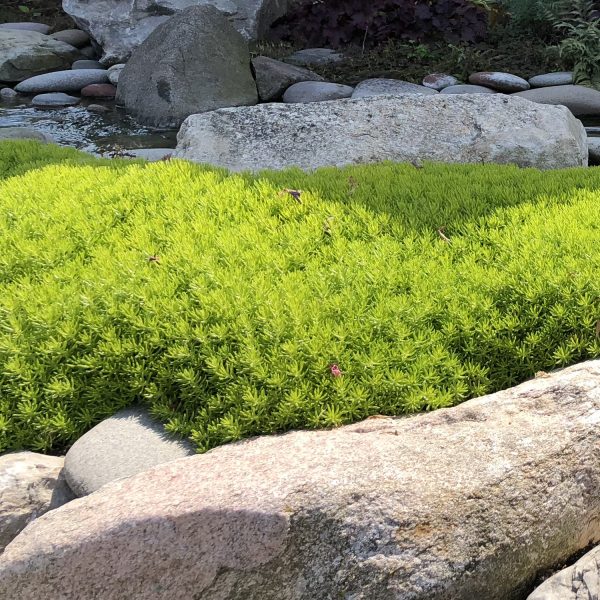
[1,140,600,453]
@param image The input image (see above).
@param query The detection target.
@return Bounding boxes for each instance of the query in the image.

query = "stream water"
[0,97,177,156]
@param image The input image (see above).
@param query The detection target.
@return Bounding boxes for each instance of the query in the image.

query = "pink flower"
[330,364,342,377]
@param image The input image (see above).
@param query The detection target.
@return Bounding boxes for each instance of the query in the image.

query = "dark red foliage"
[269,0,489,48]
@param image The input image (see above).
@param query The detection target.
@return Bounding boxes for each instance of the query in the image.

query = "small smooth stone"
[15,69,109,93]
[588,138,600,166]
[469,71,530,93]
[32,92,80,107]
[87,103,111,113]
[107,63,125,86]
[284,48,343,67]
[528,72,574,88]
[0,22,50,34]
[0,87,18,99]
[283,81,353,103]
[0,126,54,142]
[81,83,116,98]
[352,78,438,99]
[440,84,498,94]
[50,29,90,48]
[422,73,459,91]
[72,59,104,70]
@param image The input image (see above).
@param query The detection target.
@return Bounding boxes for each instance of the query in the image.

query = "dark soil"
[0,0,74,32]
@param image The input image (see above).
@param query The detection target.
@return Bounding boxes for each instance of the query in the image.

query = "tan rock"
[2,361,600,599]
[0,452,74,553]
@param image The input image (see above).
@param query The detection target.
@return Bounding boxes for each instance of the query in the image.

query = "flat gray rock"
[0,452,74,553]
[0,23,50,35]
[352,78,438,99]
[283,81,353,103]
[469,71,530,92]
[284,47,343,67]
[441,84,497,94]
[15,69,109,93]
[3,361,600,599]
[422,73,459,90]
[72,59,104,70]
[32,92,80,107]
[527,544,600,599]
[64,407,196,497]
[117,5,258,128]
[252,56,323,101]
[513,85,600,117]
[528,72,574,88]
[0,30,80,83]
[175,94,587,171]
[0,126,54,142]
[49,29,90,48]
[588,137,600,166]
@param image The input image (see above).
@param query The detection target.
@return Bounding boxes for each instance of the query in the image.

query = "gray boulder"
[0,127,54,142]
[352,78,438,99]
[422,72,459,90]
[32,92,80,107]
[469,71,530,92]
[0,452,74,553]
[0,23,50,35]
[2,361,600,598]
[528,72,574,88]
[284,47,343,67]
[117,5,258,128]
[441,84,497,94]
[64,407,196,497]
[175,94,587,171]
[252,56,324,101]
[513,85,600,117]
[63,0,299,64]
[527,544,600,600]
[49,29,90,48]
[0,30,80,82]
[15,69,109,93]
[282,81,353,103]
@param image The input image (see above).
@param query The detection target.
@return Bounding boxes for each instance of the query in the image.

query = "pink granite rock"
[81,83,116,98]
[2,361,600,599]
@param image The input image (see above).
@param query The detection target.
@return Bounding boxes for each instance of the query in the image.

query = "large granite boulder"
[0,30,80,83]
[175,94,588,171]
[1,361,600,598]
[513,84,600,117]
[527,545,600,599]
[64,407,196,497]
[0,452,74,553]
[117,5,257,128]
[63,0,299,65]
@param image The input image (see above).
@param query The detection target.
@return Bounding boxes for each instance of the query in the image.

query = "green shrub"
[1,141,600,454]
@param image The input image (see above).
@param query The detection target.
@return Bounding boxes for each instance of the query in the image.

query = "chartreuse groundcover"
[1,140,600,453]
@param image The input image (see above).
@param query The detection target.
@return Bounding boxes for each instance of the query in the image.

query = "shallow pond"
[0,97,177,156]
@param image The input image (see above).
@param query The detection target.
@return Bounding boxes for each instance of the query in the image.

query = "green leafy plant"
[541,0,600,86]
[2,141,600,455]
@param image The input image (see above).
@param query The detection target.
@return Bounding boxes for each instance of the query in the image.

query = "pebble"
[469,72,530,93]
[72,60,104,70]
[15,69,110,93]
[422,73,459,91]
[32,92,80,107]
[283,81,354,103]
[81,83,117,98]
[528,72,574,88]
